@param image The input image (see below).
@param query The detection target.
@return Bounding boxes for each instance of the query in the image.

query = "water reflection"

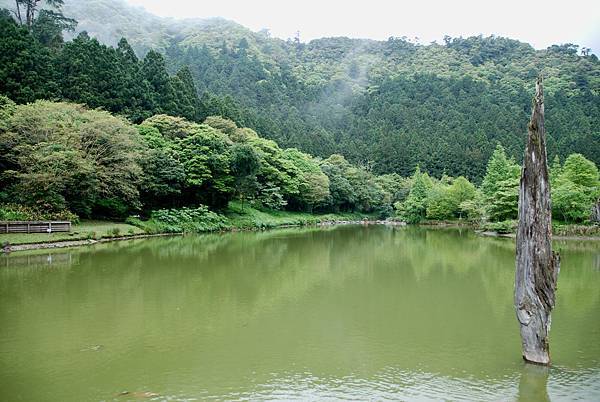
[518,364,550,402]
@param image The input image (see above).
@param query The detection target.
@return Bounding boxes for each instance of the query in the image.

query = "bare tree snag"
[591,198,600,224]
[515,76,560,365]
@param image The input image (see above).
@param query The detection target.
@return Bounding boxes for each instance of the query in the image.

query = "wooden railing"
[0,221,71,234]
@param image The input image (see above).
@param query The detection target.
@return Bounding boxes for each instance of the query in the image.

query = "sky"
[126,0,600,52]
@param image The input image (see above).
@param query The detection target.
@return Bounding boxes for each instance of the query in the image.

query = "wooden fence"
[0,221,71,234]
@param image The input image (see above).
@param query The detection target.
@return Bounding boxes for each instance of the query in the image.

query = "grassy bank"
[127,201,375,234]
[1,202,375,247]
[420,218,600,238]
[3,204,597,248]
[0,221,146,246]
[223,202,373,229]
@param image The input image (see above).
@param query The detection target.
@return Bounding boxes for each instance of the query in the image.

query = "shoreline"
[477,230,600,241]
[3,232,182,253]
[3,220,598,253]
[2,220,407,253]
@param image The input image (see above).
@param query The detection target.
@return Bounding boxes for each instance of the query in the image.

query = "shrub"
[148,206,229,233]
[0,203,79,223]
[482,220,516,234]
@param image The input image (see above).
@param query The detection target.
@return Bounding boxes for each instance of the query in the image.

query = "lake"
[1,226,599,401]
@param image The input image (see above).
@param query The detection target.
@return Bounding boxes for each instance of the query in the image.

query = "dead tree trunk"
[515,76,560,365]
[591,198,600,224]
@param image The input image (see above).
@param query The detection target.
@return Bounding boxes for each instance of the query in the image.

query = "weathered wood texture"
[592,199,600,223]
[0,221,71,234]
[515,76,560,365]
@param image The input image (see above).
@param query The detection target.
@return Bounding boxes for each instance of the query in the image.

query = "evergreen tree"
[481,145,520,221]
[399,166,432,224]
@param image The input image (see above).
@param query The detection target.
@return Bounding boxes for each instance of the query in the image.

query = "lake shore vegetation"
[0,3,598,246]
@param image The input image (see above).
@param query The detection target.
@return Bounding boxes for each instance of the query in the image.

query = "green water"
[1,226,599,401]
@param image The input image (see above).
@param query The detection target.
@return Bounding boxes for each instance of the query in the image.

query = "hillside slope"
[1,0,598,180]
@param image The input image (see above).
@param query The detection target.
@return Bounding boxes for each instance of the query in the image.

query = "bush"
[377,205,394,220]
[147,206,229,233]
[0,203,79,223]
[482,220,516,234]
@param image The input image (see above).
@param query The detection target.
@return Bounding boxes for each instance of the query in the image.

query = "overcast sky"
[127,0,599,52]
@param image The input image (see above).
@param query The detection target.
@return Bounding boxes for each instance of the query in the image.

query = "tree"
[399,166,432,224]
[31,8,76,47]
[0,14,57,102]
[141,50,177,116]
[488,175,520,221]
[552,179,592,222]
[249,137,300,208]
[426,180,454,220]
[284,148,329,211]
[481,145,520,221]
[12,0,68,28]
[137,125,186,211]
[230,143,260,210]
[561,153,599,191]
[552,154,599,222]
[515,76,559,365]
[320,154,356,212]
[299,172,330,212]
[204,115,239,137]
[549,155,562,187]
[459,190,485,223]
[174,66,201,120]
[0,101,143,217]
[448,176,476,218]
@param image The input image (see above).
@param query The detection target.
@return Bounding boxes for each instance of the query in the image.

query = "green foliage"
[0,14,58,103]
[0,95,16,128]
[482,220,517,234]
[318,154,387,213]
[552,154,599,223]
[204,116,238,137]
[230,142,260,208]
[0,203,78,222]
[223,201,370,230]
[487,176,520,222]
[398,167,432,224]
[0,101,143,217]
[375,173,410,206]
[481,145,520,221]
[458,189,485,223]
[256,182,286,210]
[561,153,600,190]
[426,181,455,220]
[146,206,229,233]
[0,96,596,228]
[552,179,592,223]
[549,155,562,187]
[284,148,330,211]
[141,114,195,139]
[552,222,600,237]
[320,154,356,212]
[140,114,234,209]
[0,3,598,229]
[2,3,599,180]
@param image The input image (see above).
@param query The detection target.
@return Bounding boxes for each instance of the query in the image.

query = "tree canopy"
[0,0,598,182]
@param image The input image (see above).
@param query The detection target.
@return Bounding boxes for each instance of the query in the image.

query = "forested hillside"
[1,0,598,182]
